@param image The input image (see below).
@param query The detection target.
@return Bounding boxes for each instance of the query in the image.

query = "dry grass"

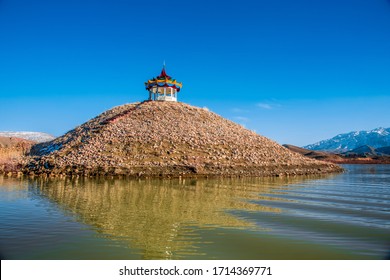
[0,139,34,173]
[0,149,24,172]
[0,148,25,158]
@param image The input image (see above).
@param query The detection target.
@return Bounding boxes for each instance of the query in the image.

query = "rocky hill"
[304,127,390,152]
[24,101,341,177]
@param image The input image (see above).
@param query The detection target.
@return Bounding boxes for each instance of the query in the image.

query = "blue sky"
[1,0,389,146]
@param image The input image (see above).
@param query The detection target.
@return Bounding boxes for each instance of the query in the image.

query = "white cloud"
[256,101,282,110]
[256,103,273,110]
[234,116,250,122]
[232,108,248,113]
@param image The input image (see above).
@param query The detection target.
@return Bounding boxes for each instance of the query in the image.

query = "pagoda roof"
[145,66,182,92]
[157,67,171,79]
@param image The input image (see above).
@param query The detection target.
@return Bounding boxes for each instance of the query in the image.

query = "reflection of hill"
[33,176,321,259]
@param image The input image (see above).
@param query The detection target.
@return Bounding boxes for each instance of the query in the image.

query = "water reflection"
[30,176,318,259]
[0,176,29,201]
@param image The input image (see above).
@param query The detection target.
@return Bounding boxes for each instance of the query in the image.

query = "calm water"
[0,164,389,260]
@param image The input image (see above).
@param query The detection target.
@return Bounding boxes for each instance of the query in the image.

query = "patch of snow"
[372,127,388,135]
[0,131,55,143]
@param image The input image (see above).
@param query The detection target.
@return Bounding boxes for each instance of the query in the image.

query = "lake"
[0,164,389,260]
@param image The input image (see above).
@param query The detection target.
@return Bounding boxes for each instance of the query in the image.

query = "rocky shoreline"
[6,101,342,178]
[21,162,341,178]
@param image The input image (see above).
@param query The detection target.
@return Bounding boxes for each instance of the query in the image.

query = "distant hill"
[304,127,390,152]
[284,143,390,164]
[24,101,341,177]
[342,145,390,156]
[376,146,390,155]
[342,145,378,156]
[0,136,36,173]
[0,136,35,149]
[283,144,344,162]
[0,131,55,143]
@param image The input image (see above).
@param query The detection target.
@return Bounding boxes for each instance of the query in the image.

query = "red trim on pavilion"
[157,67,171,79]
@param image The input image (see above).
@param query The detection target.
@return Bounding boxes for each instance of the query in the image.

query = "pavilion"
[145,65,182,101]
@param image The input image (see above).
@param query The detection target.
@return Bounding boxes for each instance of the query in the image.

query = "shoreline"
[1,158,343,178]
[326,159,390,164]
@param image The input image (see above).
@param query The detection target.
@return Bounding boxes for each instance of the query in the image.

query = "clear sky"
[1,0,389,146]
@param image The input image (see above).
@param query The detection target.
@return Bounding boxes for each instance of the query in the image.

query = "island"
[3,67,342,178]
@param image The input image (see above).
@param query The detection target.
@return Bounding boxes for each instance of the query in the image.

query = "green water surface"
[0,164,389,259]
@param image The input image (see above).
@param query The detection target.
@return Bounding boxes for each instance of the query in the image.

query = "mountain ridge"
[304,127,390,152]
[284,143,390,164]
[0,131,55,143]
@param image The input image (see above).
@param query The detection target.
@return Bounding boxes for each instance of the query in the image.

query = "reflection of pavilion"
[145,65,182,102]
[35,177,312,259]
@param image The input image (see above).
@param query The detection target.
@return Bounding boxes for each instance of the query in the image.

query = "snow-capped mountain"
[0,131,55,143]
[303,127,390,152]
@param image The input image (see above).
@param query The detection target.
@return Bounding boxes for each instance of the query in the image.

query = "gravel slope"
[24,101,342,177]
